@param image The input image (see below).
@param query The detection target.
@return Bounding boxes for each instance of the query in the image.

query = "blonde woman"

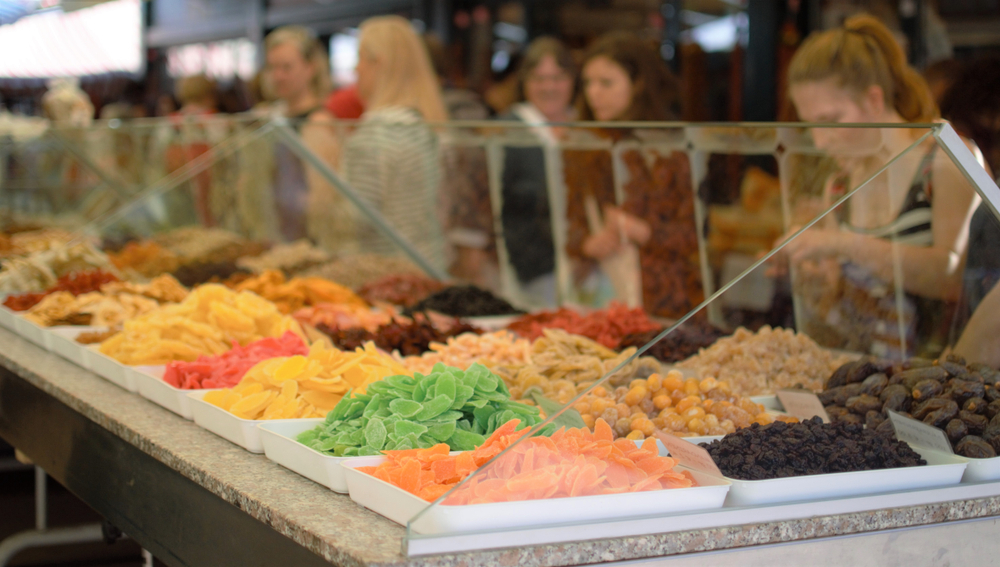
[264,26,348,247]
[343,15,448,272]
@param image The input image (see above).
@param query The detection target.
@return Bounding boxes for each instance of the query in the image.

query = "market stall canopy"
[0,0,141,78]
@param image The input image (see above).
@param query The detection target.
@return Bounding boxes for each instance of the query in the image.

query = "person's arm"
[301,110,355,252]
[782,154,980,301]
[954,283,1000,368]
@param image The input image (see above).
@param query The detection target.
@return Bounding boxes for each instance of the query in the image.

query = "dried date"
[956,436,997,459]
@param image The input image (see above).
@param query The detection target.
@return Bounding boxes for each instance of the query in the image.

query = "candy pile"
[163,331,309,389]
[233,270,366,314]
[400,331,532,375]
[507,303,661,349]
[317,318,481,357]
[678,326,851,396]
[702,417,926,480]
[204,341,407,419]
[573,370,792,440]
[236,240,331,275]
[4,269,120,311]
[98,284,300,365]
[442,418,694,504]
[108,241,180,278]
[493,329,661,404]
[297,363,542,456]
[407,285,524,317]
[618,320,728,363]
[356,273,446,308]
[0,229,75,259]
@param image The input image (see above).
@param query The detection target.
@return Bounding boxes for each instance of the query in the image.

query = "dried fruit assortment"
[618,320,728,363]
[233,270,366,314]
[163,331,309,390]
[203,341,406,419]
[300,255,423,290]
[356,273,446,308]
[0,243,117,295]
[399,331,533,376]
[573,370,792,440]
[317,318,481,357]
[492,328,661,404]
[20,275,188,327]
[98,284,300,365]
[293,303,395,333]
[236,240,331,275]
[819,355,1000,459]
[4,269,120,312]
[678,326,851,396]
[442,418,694,504]
[297,363,542,456]
[108,242,180,278]
[506,303,661,349]
[406,285,524,317]
[702,417,927,480]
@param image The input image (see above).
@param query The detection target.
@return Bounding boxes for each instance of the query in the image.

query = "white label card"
[776,389,830,423]
[887,410,954,454]
[654,431,723,477]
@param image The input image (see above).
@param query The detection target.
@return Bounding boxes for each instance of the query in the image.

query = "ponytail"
[789,14,938,123]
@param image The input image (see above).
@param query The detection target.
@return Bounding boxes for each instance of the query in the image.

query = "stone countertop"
[2,325,1000,566]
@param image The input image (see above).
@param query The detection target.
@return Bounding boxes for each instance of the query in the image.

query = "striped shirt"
[342,107,445,272]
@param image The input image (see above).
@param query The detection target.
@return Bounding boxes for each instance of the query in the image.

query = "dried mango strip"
[98,284,300,365]
[164,331,309,389]
[234,270,367,314]
[203,341,408,420]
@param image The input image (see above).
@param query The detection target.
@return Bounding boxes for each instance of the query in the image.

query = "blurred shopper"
[568,33,700,318]
[165,75,220,225]
[343,15,448,272]
[174,75,218,116]
[265,25,343,244]
[325,85,364,119]
[498,37,577,307]
[781,14,981,356]
[939,56,1000,337]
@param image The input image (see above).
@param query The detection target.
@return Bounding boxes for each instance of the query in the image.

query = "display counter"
[3,325,1000,566]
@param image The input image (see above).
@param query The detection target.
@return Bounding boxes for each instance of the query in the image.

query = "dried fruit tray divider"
[132,365,206,420]
[259,419,379,493]
[47,326,104,370]
[710,445,968,507]
[341,457,731,535]
[187,390,310,453]
[14,314,51,349]
[956,452,1000,483]
[85,346,138,392]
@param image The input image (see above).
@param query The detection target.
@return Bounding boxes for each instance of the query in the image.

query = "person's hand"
[582,224,622,260]
[775,227,851,265]
[606,207,651,245]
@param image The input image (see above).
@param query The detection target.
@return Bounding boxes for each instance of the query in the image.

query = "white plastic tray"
[342,458,731,534]
[188,390,307,453]
[14,315,51,349]
[961,455,1000,483]
[718,446,968,507]
[86,347,137,392]
[0,305,18,331]
[259,419,370,493]
[464,315,519,331]
[47,326,104,370]
[133,365,206,420]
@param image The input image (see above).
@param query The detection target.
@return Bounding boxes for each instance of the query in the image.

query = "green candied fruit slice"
[362,394,383,417]
[414,394,453,421]
[427,421,456,441]
[386,374,416,391]
[296,429,319,445]
[447,428,486,451]
[365,417,388,450]
[388,398,423,418]
[434,373,457,403]
[393,420,428,438]
[451,384,475,410]
[413,378,429,403]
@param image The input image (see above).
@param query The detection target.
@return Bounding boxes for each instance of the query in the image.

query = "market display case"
[1,115,999,562]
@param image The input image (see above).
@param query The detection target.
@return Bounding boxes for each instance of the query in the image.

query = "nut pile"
[819,356,1000,459]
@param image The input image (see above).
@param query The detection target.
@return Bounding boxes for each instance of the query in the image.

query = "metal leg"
[142,548,154,567]
[0,466,105,567]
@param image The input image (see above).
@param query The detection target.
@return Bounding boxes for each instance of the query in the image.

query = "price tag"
[654,431,723,477]
[776,389,830,422]
[887,410,954,454]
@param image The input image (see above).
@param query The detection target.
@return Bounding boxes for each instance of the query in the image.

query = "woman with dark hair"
[563,33,699,317]
[498,36,577,307]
